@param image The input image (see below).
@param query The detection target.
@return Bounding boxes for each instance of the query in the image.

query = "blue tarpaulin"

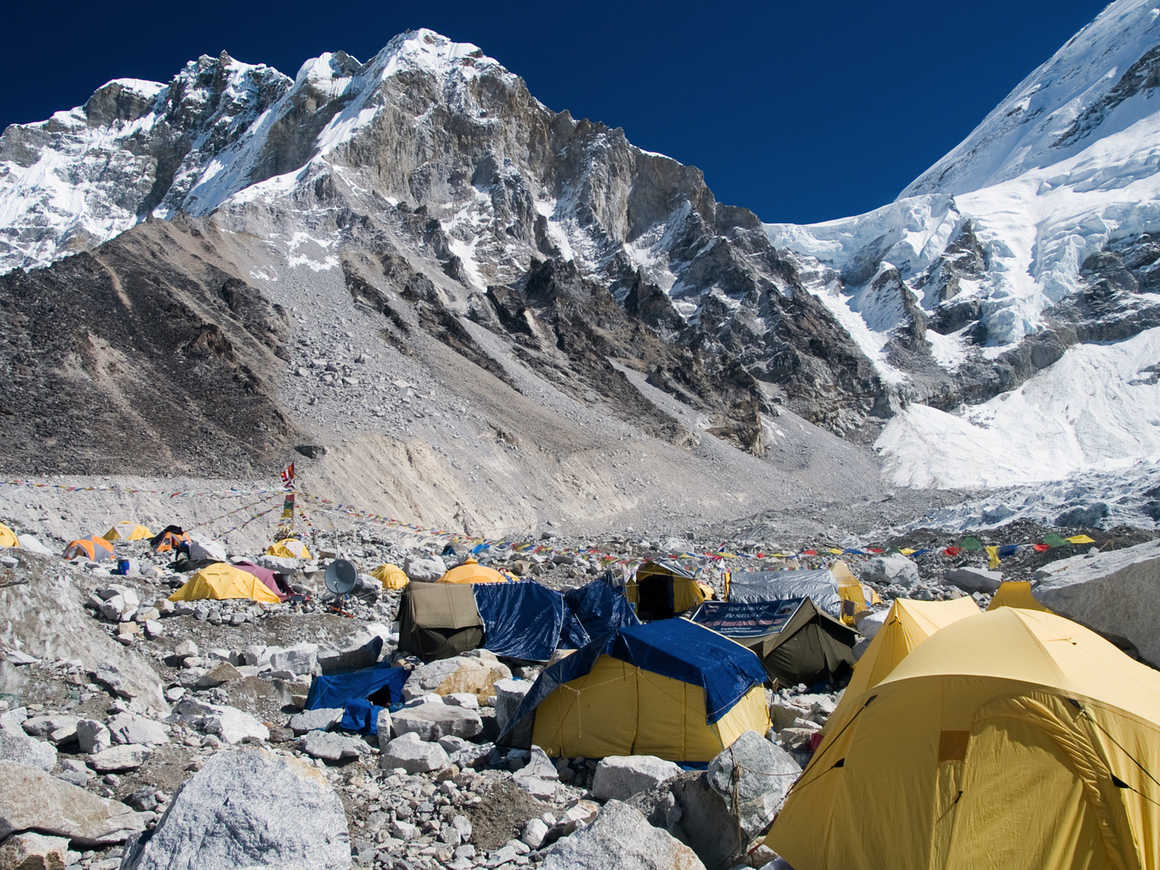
[473,582,566,662]
[563,575,640,640]
[305,660,409,735]
[504,618,768,739]
[690,598,804,638]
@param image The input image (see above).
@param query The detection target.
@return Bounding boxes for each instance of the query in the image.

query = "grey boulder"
[379,731,450,773]
[592,755,682,801]
[119,748,351,870]
[539,799,705,870]
[392,700,482,741]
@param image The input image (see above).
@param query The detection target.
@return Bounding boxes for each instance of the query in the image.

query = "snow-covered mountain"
[1,5,1158,515]
[768,0,1160,488]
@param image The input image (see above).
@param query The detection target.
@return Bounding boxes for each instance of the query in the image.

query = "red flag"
[1033,543,1050,552]
[801,549,817,556]
[281,463,295,489]
[943,546,961,557]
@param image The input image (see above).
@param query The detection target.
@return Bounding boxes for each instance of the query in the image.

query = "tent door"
[636,577,675,621]
[941,695,1131,870]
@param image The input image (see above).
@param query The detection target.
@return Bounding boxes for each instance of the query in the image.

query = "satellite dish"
[324,559,357,596]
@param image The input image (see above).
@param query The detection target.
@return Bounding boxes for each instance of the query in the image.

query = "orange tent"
[438,557,509,584]
[152,530,191,553]
[62,536,115,561]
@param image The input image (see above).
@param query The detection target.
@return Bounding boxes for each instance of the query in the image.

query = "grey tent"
[397,582,484,660]
[725,561,876,625]
[690,597,856,687]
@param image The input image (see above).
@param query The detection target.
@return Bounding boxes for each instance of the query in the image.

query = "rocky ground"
[1,511,1155,870]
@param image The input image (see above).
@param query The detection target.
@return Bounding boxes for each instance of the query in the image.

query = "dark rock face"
[0,223,295,475]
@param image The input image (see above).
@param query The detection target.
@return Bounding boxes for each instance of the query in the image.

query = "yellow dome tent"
[822,596,979,741]
[371,563,409,590]
[438,557,508,584]
[265,539,312,559]
[103,522,153,542]
[987,579,1052,613]
[626,560,707,620]
[521,619,771,763]
[768,608,1160,870]
[169,562,282,604]
[0,523,18,548]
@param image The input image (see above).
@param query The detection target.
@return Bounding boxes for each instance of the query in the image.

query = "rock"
[317,634,383,675]
[87,744,150,772]
[1054,503,1108,527]
[21,715,78,741]
[107,713,168,746]
[392,701,483,741]
[0,729,56,771]
[444,692,480,710]
[942,566,1003,593]
[288,707,344,735]
[168,698,269,744]
[403,655,513,701]
[521,817,549,849]
[704,731,800,841]
[266,643,319,676]
[405,556,447,582]
[493,677,534,745]
[298,731,364,763]
[539,799,705,870]
[1035,538,1160,665]
[592,755,682,801]
[119,748,351,869]
[380,732,450,774]
[76,719,112,754]
[173,640,198,659]
[15,535,52,555]
[0,761,148,845]
[0,831,69,869]
[195,661,243,688]
[859,554,919,587]
[375,709,392,747]
[853,608,889,641]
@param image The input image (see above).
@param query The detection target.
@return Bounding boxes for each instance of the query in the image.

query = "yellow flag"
[899,547,916,556]
[828,548,843,555]
[1067,534,1096,544]
[985,545,1000,570]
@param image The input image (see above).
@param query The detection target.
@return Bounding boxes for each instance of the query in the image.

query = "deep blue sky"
[3,0,1104,224]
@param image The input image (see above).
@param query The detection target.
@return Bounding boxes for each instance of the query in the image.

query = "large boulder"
[0,761,149,846]
[859,554,919,588]
[0,729,56,771]
[539,800,705,870]
[1034,539,1160,665]
[405,556,447,582]
[943,566,1002,593]
[592,756,682,801]
[0,553,167,713]
[379,731,450,774]
[403,655,512,701]
[0,832,69,869]
[106,713,168,746]
[167,698,269,744]
[119,749,351,870]
[392,700,483,741]
[672,732,800,870]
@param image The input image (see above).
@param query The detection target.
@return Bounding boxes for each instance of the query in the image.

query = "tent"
[233,561,290,601]
[398,582,485,659]
[266,538,311,559]
[103,522,152,542]
[304,660,408,735]
[563,574,641,640]
[987,579,1052,613]
[767,608,1160,870]
[503,619,770,763]
[438,557,509,584]
[725,561,879,625]
[400,580,581,662]
[822,596,979,741]
[0,523,18,548]
[626,560,707,620]
[62,536,115,561]
[691,597,856,687]
[169,562,283,604]
[472,582,571,661]
[371,563,409,590]
[149,525,191,553]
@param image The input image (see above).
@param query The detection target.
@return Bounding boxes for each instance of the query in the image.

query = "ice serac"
[767,0,1160,488]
